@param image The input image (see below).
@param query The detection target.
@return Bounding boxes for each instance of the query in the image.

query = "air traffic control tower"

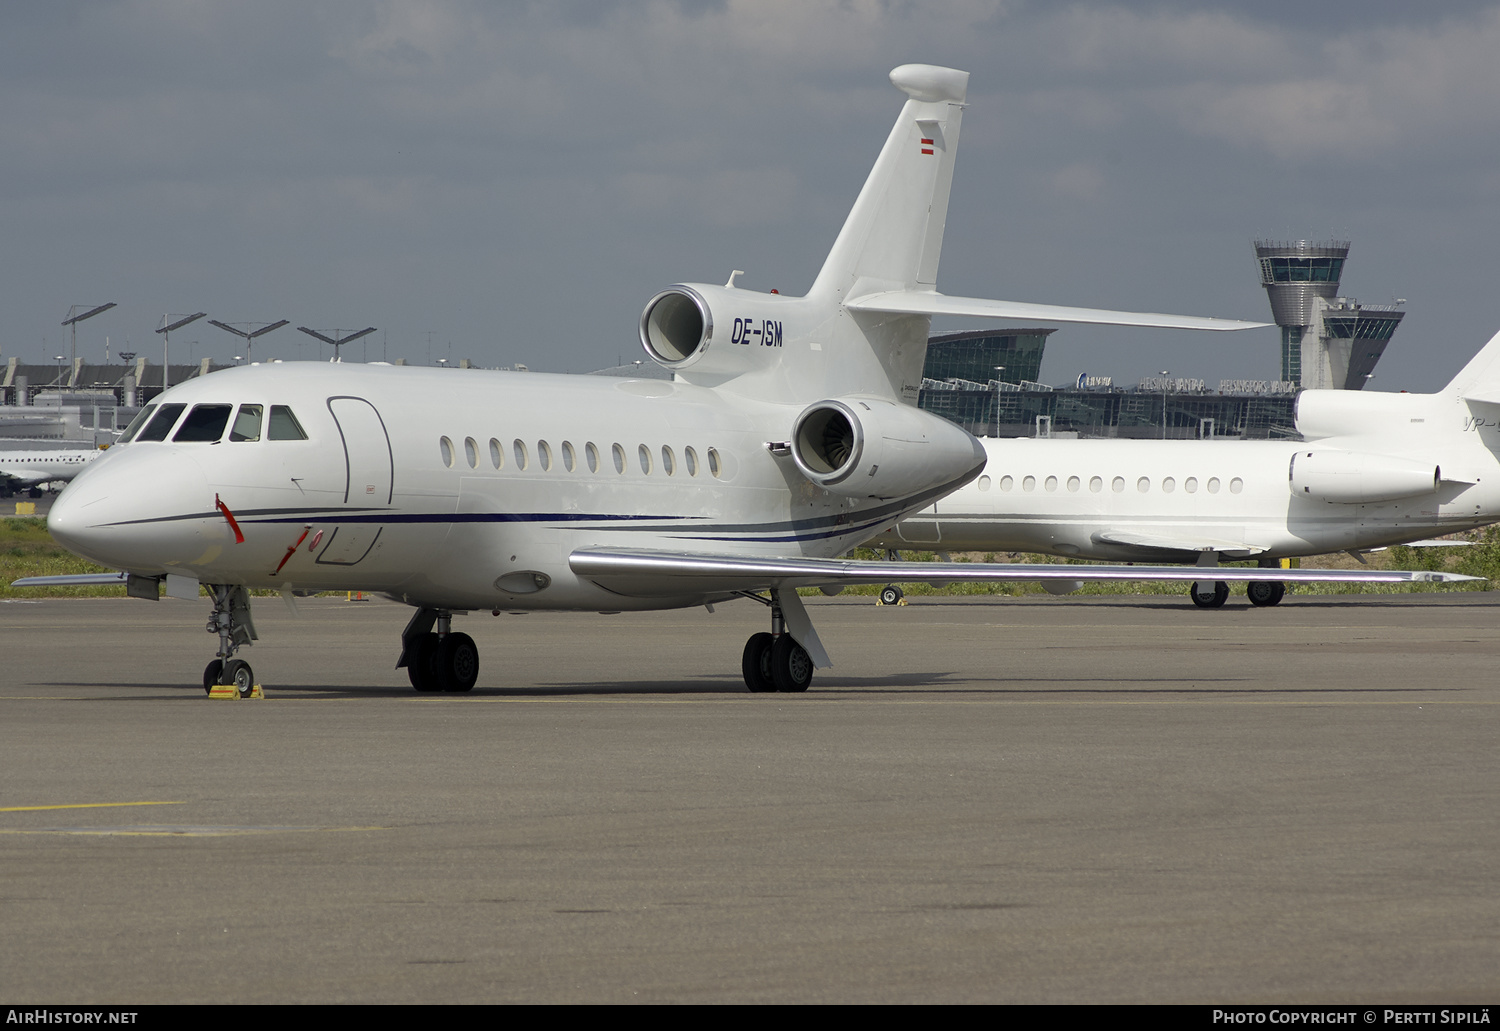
[1254,240,1404,390]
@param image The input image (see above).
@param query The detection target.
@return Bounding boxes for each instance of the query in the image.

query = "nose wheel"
[203,585,259,694]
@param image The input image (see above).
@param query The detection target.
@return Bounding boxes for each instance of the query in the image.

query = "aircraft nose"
[48,447,211,572]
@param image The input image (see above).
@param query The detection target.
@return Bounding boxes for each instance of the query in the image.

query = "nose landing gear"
[203,585,259,696]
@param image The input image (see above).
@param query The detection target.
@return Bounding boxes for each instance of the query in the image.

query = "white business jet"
[0,446,104,497]
[18,65,1473,695]
[870,347,1500,608]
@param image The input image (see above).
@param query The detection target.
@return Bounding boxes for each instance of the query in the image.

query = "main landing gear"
[203,585,259,696]
[1247,580,1286,607]
[398,608,479,692]
[739,590,815,693]
[1190,580,1229,609]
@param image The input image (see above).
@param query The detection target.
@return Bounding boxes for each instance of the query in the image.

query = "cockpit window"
[268,405,307,441]
[230,404,263,442]
[116,405,157,444]
[135,404,187,443]
[173,404,234,443]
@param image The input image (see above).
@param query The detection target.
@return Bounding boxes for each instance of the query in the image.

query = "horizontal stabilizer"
[1090,531,1268,558]
[843,289,1268,331]
[570,547,1477,598]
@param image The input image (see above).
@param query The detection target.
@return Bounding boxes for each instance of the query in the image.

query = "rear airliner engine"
[640,284,789,380]
[792,397,986,500]
[1289,449,1441,504]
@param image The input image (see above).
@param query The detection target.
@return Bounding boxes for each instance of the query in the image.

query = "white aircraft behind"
[17,65,1474,694]
[870,347,1500,607]
[0,446,104,497]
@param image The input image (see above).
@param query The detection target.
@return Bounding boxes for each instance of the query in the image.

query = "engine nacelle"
[1295,389,1440,441]
[639,283,793,379]
[791,396,985,500]
[1288,449,1440,504]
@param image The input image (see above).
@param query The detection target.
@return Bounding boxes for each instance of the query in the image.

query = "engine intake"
[640,287,712,367]
[792,396,984,499]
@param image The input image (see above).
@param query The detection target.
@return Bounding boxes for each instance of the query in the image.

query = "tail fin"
[810,65,968,302]
[1444,326,1500,402]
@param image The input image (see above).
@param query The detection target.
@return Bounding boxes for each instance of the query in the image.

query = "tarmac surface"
[1,590,1496,1003]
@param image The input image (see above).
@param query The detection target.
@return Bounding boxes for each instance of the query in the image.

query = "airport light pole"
[296,326,376,363]
[208,319,290,365]
[156,313,207,392]
[1161,370,1169,439]
[61,303,117,365]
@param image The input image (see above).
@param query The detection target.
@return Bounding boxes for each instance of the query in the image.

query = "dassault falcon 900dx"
[18,65,1472,695]
[871,336,1500,609]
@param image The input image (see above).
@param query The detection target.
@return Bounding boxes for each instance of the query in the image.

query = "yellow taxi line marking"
[0,801,185,813]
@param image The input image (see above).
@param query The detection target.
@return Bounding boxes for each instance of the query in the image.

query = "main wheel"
[879,585,903,606]
[406,632,441,692]
[1247,580,1286,607]
[436,632,479,692]
[202,659,223,694]
[1190,580,1229,608]
[222,658,254,698]
[770,635,813,693]
[742,632,776,693]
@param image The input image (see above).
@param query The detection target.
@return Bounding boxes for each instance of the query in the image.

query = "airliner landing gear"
[398,608,479,692]
[1247,581,1286,607]
[739,592,814,693]
[204,585,258,696]
[1190,580,1229,608]
[879,585,904,606]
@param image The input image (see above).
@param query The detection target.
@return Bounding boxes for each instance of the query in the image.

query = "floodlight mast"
[61,303,117,364]
[155,312,207,391]
[208,319,290,364]
[296,326,376,362]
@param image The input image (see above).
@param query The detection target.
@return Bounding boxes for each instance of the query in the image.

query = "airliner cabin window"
[267,406,308,440]
[135,404,187,442]
[116,405,158,443]
[229,404,263,442]
[174,404,234,443]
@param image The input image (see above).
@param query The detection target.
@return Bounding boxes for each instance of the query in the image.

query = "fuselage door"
[317,397,394,566]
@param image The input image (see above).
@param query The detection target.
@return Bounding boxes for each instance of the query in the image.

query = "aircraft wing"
[12,573,129,586]
[1090,530,1269,558]
[568,547,1477,598]
[843,289,1269,332]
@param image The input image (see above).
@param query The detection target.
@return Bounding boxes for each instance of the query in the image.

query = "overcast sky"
[6,1,1500,392]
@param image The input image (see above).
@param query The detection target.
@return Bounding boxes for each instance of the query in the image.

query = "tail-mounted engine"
[1289,449,1441,504]
[791,396,985,500]
[640,283,795,381]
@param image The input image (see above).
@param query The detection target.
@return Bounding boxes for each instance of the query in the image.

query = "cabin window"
[1230,477,1244,494]
[661,446,675,476]
[977,475,991,491]
[1044,475,1058,492]
[707,448,722,478]
[1112,476,1125,493]
[1184,477,1198,494]
[537,440,552,472]
[440,436,455,468]
[117,405,157,443]
[1207,477,1221,494]
[489,438,503,469]
[1137,477,1150,493]
[561,441,576,472]
[638,444,652,475]
[585,442,600,473]
[464,437,478,468]
[513,439,528,470]
[612,443,626,474]
[135,404,187,442]
[1022,475,1036,492]
[1067,476,1080,493]
[1162,477,1175,494]
[999,475,1013,492]
[230,404,263,442]
[268,406,307,441]
[1089,476,1103,493]
[684,446,698,477]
